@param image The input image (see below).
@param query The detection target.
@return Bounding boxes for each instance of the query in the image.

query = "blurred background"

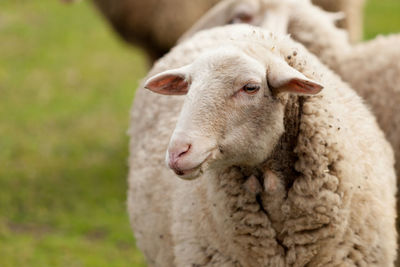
[0,0,399,266]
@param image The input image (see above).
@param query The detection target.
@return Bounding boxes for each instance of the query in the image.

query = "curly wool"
[286,3,400,243]
[128,25,397,266]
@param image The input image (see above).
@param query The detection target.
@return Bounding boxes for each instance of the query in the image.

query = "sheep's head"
[179,0,297,42]
[145,48,322,180]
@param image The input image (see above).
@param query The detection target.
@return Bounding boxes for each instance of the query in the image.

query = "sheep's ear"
[267,60,323,95]
[144,67,190,95]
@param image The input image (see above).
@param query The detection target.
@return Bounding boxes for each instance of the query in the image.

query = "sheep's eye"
[229,13,253,24]
[242,84,260,95]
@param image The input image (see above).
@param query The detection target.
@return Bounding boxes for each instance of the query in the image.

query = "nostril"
[168,143,192,170]
[178,144,191,158]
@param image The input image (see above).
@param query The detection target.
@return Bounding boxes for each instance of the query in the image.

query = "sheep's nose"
[168,143,192,175]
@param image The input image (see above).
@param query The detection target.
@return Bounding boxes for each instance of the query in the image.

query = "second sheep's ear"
[144,66,190,95]
[267,58,323,96]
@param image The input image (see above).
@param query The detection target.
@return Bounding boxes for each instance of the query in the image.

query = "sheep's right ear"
[144,67,190,95]
[267,59,323,96]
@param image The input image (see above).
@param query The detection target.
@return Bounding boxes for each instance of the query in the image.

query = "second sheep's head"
[179,0,297,43]
[145,47,322,180]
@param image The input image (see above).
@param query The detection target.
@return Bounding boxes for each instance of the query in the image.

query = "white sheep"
[178,0,293,43]
[180,1,400,257]
[128,24,397,266]
[91,0,364,60]
[311,0,365,43]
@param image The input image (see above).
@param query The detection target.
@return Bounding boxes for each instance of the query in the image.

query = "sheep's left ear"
[144,66,191,95]
[267,59,323,95]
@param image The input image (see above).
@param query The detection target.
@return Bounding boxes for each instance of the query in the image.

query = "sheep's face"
[145,48,322,180]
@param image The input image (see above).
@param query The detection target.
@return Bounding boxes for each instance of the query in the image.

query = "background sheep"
[90,0,364,60]
[128,24,397,266]
[311,0,365,43]
[92,0,219,60]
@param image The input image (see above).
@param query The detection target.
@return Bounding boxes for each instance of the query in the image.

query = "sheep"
[180,1,400,259]
[311,0,365,43]
[91,0,219,60]
[128,24,397,266]
[178,0,293,43]
[91,0,364,60]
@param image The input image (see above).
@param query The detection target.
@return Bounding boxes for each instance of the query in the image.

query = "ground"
[0,0,399,266]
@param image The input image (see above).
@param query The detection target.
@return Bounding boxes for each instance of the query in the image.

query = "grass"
[364,0,400,40]
[0,0,147,266]
[0,0,399,266]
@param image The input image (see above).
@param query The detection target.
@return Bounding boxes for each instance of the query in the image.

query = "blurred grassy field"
[0,0,399,266]
[364,0,400,39]
[0,0,147,266]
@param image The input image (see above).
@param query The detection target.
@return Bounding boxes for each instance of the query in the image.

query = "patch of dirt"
[85,228,109,241]
[7,222,53,237]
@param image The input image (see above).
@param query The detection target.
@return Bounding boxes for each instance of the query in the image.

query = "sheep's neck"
[266,95,303,189]
[232,95,302,189]
[204,96,303,262]
[258,95,303,238]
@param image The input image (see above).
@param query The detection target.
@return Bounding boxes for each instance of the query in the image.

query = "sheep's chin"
[175,166,203,180]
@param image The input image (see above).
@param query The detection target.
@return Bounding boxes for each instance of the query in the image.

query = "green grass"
[0,0,399,266]
[364,0,400,39]
[0,0,146,266]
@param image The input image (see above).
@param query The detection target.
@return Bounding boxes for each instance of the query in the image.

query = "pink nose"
[168,143,192,175]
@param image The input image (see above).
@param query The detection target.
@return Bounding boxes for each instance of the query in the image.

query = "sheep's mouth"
[174,152,215,180]
[174,165,203,180]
